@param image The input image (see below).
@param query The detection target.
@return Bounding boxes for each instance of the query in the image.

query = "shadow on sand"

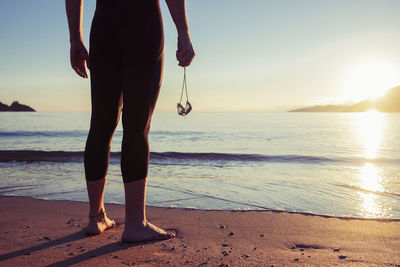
[0,229,166,266]
[0,230,88,262]
[45,241,146,267]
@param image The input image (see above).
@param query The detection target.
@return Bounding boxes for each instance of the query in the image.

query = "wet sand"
[0,196,399,266]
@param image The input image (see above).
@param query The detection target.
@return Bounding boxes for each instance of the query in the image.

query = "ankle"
[89,209,107,223]
[89,209,105,217]
[125,217,147,228]
[89,205,105,214]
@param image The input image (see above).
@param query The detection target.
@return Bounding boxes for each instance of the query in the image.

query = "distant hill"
[344,86,400,112]
[0,101,36,112]
[290,86,400,113]
[289,104,350,112]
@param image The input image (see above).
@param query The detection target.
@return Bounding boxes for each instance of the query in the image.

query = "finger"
[72,60,88,78]
[81,47,89,60]
[178,46,194,57]
[73,65,88,78]
[75,68,85,78]
[79,65,88,78]
[178,56,189,66]
[81,48,90,71]
[179,60,190,67]
[179,52,194,67]
[177,50,190,62]
[73,66,84,78]
[177,54,185,63]
[176,47,188,58]
[176,49,185,56]
[183,52,194,63]
[176,50,184,61]
[80,68,88,78]
[75,59,88,78]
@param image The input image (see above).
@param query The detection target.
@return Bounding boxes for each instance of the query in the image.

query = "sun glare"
[359,163,383,192]
[357,163,390,217]
[352,109,385,159]
[341,61,399,102]
[351,110,390,217]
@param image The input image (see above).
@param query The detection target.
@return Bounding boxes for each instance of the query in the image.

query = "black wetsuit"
[84,0,164,183]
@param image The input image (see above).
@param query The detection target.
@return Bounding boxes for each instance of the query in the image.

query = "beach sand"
[0,196,399,266]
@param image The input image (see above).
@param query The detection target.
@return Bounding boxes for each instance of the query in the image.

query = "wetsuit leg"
[120,52,163,183]
[84,3,123,182]
[120,1,164,183]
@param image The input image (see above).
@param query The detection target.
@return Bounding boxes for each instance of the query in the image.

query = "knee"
[87,117,120,146]
[121,107,152,136]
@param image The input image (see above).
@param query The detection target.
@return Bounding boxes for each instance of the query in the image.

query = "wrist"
[69,33,84,45]
[177,28,189,36]
[178,32,191,42]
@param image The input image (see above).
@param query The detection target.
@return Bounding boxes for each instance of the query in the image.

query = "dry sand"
[0,196,399,266]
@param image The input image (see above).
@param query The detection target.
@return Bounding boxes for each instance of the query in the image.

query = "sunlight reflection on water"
[357,163,391,217]
[359,163,383,192]
[354,109,385,159]
[353,109,389,217]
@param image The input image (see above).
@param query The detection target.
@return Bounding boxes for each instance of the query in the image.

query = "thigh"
[121,52,164,133]
[88,74,123,138]
[89,14,123,130]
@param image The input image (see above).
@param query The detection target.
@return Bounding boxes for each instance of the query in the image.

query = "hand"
[176,34,195,67]
[70,41,90,78]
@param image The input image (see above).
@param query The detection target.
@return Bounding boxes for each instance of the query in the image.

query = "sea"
[1,111,399,218]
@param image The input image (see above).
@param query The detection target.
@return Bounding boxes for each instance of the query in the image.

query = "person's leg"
[114,0,173,242]
[84,9,123,234]
[84,92,122,235]
[120,50,174,242]
[85,179,116,235]
[122,179,174,242]
[84,76,123,234]
[84,88,122,234]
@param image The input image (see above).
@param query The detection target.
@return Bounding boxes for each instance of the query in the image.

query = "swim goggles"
[177,67,192,116]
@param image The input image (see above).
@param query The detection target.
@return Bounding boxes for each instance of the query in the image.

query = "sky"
[1,0,400,112]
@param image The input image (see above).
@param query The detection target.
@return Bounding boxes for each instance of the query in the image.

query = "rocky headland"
[0,101,35,112]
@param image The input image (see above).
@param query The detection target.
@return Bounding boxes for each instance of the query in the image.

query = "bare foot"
[122,221,175,243]
[85,210,116,236]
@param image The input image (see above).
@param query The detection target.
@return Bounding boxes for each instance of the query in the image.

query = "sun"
[340,60,400,102]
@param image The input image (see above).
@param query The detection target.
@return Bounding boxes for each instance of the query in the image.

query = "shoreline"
[1,196,400,266]
[4,195,400,222]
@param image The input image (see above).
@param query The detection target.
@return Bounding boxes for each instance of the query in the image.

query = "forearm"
[165,0,190,36]
[65,0,84,43]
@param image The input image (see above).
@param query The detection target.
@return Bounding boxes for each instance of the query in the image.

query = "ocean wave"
[0,131,88,138]
[0,150,398,165]
[151,130,205,136]
[0,130,203,138]
[334,183,400,199]
[150,151,332,163]
[0,150,331,163]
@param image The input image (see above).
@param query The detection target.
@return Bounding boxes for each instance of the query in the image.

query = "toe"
[109,219,116,229]
[166,230,176,238]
